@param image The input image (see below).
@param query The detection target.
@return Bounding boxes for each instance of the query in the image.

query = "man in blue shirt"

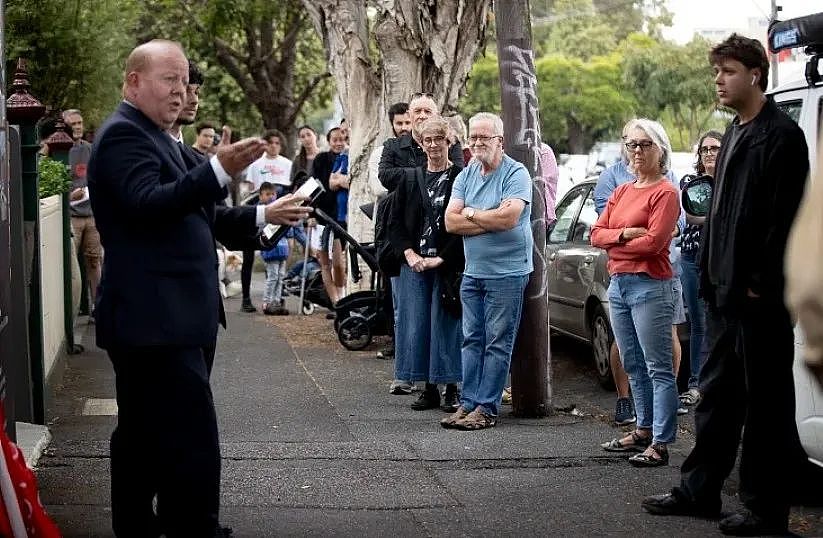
[443,112,533,430]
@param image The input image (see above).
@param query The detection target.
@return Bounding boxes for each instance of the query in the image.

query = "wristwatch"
[466,208,476,221]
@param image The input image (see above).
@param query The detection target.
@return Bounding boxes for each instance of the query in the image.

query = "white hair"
[468,112,504,136]
[625,118,672,174]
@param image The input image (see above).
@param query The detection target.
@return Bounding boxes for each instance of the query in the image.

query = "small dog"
[217,246,243,298]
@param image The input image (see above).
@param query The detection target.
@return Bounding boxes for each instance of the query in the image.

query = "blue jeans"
[459,274,529,416]
[262,260,286,305]
[394,265,462,383]
[680,251,707,388]
[608,273,677,444]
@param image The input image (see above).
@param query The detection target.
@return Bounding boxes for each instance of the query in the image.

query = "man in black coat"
[641,34,809,536]
[88,40,310,537]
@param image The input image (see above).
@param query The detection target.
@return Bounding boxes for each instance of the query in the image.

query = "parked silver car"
[547,178,614,388]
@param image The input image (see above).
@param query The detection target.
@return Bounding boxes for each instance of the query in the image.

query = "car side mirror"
[681,175,713,218]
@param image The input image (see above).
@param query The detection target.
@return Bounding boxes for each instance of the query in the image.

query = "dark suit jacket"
[88,102,249,349]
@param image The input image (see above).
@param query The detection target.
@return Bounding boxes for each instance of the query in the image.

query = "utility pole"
[495,0,551,417]
[771,0,781,89]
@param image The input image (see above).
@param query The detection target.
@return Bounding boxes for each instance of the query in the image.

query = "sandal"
[601,430,651,452]
[454,408,496,430]
[679,388,701,406]
[628,443,669,467]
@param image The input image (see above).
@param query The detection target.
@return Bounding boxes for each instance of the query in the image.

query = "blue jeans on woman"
[459,274,529,417]
[608,273,677,444]
[394,265,462,384]
[680,250,707,389]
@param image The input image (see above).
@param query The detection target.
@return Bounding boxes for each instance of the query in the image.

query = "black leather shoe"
[718,509,788,536]
[241,299,257,313]
[641,492,721,518]
[411,390,440,410]
[441,384,460,413]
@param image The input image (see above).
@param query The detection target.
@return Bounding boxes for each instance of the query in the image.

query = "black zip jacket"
[699,98,809,312]
[378,132,464,193]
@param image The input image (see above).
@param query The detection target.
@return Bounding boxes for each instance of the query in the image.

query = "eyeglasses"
[422,135,447,146]
[410,92,434,100]
[625,140,655,152]
[699,145,721,155]
[468,135,502,144]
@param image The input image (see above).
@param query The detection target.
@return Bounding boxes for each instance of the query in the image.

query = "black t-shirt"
[712,120,750,219]
[419,169,451,256]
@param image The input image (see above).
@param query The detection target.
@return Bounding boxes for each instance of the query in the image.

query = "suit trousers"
[108,344,221,537]
[674,299,805,522]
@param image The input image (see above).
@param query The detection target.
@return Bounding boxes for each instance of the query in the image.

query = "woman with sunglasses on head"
[591,118,682,467]
[388,117,464,412]
[678,131,722,409]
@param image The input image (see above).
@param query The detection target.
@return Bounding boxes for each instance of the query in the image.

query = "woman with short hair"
[591,118,682,467]
[388,117,464,412]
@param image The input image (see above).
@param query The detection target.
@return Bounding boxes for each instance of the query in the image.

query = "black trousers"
[241,248,254,301]
[674,299,805,521]
[108,345,221,537]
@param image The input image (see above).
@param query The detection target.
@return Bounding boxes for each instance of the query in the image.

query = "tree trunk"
[567,116,586,154]
[304,0,490,291]
[496,0,551,417]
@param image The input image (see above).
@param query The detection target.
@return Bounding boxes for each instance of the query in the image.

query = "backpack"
[374,191,401,277]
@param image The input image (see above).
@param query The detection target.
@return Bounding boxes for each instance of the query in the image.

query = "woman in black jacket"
[388,117,465,412]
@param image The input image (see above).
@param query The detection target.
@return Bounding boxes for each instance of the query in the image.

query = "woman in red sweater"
[591,118,681,467]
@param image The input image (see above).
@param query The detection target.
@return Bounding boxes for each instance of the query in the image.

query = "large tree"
[5,0,141,127]
[621,34,717,149]
[141,0,334,152]
[302,0,491,283]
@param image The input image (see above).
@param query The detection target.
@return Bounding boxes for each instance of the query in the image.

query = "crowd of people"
[49,26,821,537]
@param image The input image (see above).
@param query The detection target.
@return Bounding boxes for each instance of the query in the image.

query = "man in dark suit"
[88,40,310,537]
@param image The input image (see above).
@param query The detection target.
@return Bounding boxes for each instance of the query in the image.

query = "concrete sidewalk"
[35,291,819,537]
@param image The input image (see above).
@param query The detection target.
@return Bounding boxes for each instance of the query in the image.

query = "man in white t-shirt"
[244,129,293,196]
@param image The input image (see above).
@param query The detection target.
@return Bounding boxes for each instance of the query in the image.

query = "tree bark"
[495,0,551,417]
[304,0,490,291]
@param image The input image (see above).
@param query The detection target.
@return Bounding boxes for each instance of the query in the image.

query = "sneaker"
[679,388,701,406]
[454,407,496,430]
[241,298,257,313]
[501,387,512,405]
[614,397,637,425]
[389,380,413,395]
[440,384,460,413]
[440,407,470,429]
[376,342,395,360]
[410,389,440,410]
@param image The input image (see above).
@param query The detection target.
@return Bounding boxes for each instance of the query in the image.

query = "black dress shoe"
[241,299,257,313]
[411,390,440,410]
[440,384,460,413]
[718,509,788,536]
[641,491,721,518]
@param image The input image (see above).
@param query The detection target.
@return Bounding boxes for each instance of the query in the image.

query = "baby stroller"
[314,208,391,351]
[283,267,332,315]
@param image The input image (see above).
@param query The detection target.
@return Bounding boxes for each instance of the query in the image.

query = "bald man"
[88,40,308,537]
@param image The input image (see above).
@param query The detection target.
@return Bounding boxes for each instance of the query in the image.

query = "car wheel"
[591,305,615,391]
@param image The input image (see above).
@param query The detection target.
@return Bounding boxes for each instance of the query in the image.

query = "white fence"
[38,195,64,379]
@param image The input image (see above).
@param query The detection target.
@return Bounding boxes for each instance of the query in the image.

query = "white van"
[769,13,823,467]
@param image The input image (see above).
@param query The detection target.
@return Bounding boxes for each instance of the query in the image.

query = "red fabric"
[591,180,680,280]
[0,404,61,537]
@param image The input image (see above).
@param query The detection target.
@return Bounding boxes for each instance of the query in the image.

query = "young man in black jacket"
[641,34,809,536]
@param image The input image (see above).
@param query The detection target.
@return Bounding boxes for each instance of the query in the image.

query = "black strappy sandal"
[600,430,652,452]
[628,443,669,467]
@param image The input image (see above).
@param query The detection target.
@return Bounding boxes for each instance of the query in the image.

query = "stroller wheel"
[337,315,372,351]
[302,302,316,316]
